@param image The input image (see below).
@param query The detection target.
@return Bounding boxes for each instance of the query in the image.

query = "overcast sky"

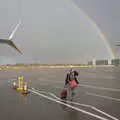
[0,0,119,64]
[73,0,120,57]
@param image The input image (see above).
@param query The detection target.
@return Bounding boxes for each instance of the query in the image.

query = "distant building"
[88,61,92,65]
[88,59,112,66]
[112,59,120,66]
[96,59,108,65]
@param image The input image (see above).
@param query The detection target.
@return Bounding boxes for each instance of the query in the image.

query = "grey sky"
[73,0,120,57]
[0,0,119,64]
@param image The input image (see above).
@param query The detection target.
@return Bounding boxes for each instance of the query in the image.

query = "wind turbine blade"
[8,40,23,54]
[0,39,22,54]
[9,20,21,40]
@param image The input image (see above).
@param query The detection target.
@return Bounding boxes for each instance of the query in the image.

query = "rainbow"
[65,0,115,59]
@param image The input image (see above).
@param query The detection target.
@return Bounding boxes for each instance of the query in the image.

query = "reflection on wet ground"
[0,67,120,120]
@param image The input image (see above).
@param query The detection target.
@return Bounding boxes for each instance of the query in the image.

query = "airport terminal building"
[88,58,120,66]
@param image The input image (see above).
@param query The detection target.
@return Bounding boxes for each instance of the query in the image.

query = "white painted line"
[87,92,120,102]
[29,89,109,120]
[39,83,49,86]
[31,88,119,120]
[92,107,119,120]
[79,84,120,92]
[55,86,62,89]
[48,93,119,120]
[38,79,120,92]
[38,79,63,83]
[54,84,120,92]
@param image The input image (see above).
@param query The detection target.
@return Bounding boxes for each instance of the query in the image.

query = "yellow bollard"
[17,76,24,91]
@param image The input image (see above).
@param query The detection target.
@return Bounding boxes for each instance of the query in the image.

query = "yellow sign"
[18,76,24,81]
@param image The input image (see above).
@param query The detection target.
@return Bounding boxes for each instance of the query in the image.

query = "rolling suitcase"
[60,88,67,99]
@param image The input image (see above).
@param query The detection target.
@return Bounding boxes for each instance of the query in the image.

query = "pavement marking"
[31,88,119,120]
[48,93,119,120]
[55,86,62,89]
[38,79,120,92]
[38,79,63,83]
[79,84,120,92]
[38,83,49,86]
[29,89,109,120]
[87,92,120,102]
[55,84,120,92]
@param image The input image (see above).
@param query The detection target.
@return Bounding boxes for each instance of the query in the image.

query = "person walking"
[65,68,79,100]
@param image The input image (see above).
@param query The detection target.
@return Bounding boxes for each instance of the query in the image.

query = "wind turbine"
[0,20,22,54]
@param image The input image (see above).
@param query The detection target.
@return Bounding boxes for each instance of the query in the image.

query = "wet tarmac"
[0,67,120,120]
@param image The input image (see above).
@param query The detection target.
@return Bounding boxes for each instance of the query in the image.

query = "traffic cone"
[22,82,29,94]
[12,81,17,89]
